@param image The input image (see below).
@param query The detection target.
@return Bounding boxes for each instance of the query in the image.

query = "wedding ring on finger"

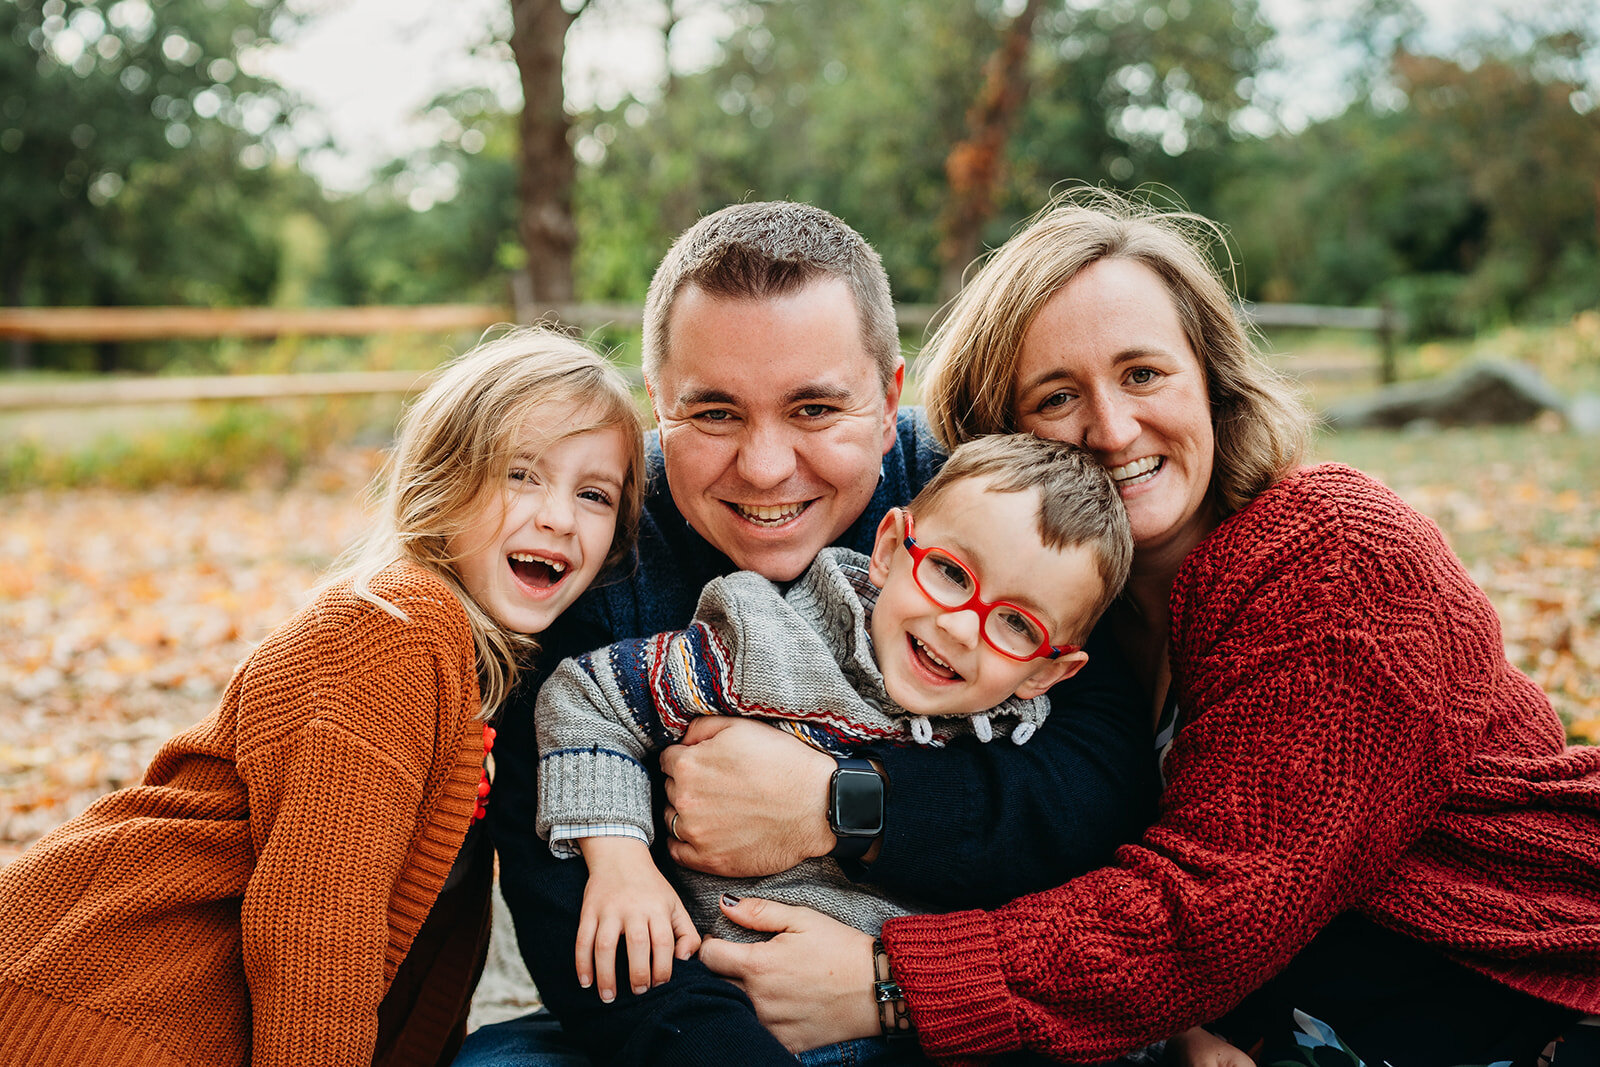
[670,812,682,841]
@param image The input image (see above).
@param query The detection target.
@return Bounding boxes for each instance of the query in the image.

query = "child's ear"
[866,509,905,589]
[1012,649,1088,700]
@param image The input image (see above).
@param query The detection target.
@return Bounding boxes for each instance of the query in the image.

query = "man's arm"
[664,619,1157,908]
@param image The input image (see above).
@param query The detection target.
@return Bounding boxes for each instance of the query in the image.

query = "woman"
[689,190,1600,1065]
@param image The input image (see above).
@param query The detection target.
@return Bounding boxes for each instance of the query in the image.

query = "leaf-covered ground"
[0,451,379,857]
[4,432,1597,857]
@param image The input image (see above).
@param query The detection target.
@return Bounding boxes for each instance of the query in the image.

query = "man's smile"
[728,501,813,526]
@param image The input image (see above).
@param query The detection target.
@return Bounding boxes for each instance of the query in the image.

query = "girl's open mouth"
[509,552,568,590]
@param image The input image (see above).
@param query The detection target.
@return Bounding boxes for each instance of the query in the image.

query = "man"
[463,202,1155,1065]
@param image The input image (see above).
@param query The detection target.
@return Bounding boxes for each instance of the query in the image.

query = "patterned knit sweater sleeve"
[531,569,796,840]
[234,568,480,1066]
[880,463,1581,1064]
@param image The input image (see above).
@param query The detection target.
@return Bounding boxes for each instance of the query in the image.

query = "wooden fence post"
[1378,299,1399,385]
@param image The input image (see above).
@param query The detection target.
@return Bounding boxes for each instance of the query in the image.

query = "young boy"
[534,432,1129,989]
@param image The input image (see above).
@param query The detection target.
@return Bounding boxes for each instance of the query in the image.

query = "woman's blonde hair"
[322,325,646,719]
[920,187,1310,517]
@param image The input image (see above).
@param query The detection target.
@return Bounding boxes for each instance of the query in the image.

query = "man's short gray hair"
[641,201,900,388]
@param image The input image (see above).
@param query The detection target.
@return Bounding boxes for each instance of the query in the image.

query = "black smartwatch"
[827,756,884,861]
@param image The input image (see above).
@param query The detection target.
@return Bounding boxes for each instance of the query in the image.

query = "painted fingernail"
[600,989,614,1003]
[578,976,591,988]
[721,892,741,907]
[633,983,648,995]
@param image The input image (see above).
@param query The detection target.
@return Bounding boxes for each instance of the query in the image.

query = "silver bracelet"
[872,936,912,1037]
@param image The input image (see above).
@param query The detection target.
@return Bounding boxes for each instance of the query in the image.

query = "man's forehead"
[655,281,886,403]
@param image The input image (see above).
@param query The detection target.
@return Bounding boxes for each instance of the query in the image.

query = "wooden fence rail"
[0,301,1400,411]
[0,303,942,342]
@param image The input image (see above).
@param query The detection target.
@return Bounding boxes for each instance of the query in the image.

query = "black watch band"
[827,756,884,861]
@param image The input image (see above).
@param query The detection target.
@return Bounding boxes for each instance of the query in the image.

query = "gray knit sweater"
[534,547,1051,941]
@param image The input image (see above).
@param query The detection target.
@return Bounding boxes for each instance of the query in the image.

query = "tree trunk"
[508,0,588,312]
[936,0,1049,303]
[662,0,680,100]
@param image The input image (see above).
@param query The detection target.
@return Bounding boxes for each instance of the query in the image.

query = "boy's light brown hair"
[908,433,1131,643]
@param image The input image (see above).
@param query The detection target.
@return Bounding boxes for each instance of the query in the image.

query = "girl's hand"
[660,717,836,877]
[698,894,879,1053]
[576,837,701,1002]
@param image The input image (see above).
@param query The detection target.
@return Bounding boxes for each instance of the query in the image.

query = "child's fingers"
[624,917,654,996]
[593,920,621,1002]
[650,914,678,987]
[574,911,597,990]
[671,901,702,960]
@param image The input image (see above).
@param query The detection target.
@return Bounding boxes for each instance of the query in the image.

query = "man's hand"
[660,717,836,877]
[575,837,701,1003]
[1165,1026,1257,1067]
[699,895,880,1053]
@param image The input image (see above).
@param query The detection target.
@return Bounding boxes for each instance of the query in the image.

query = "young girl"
[0,327,644,1067]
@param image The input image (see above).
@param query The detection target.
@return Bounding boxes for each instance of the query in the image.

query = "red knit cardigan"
[0,564,486,1067]
[882,463,1600,1064]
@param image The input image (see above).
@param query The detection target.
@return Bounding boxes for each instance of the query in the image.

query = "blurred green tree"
[570,0,1274,307]
[320,88,521,308]
[1,0,299,368]
[1214,18,1600,335]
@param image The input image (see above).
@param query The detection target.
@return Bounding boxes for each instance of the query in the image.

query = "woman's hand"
[698,895,880,1053]
[660,717,836,877]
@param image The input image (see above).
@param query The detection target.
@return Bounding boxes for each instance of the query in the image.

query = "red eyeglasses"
[901,512,1077,662]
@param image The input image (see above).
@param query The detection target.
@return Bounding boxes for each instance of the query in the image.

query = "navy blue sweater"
[486,408,1157,1064]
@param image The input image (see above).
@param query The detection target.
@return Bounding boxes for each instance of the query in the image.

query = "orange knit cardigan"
[0,563,488,1067]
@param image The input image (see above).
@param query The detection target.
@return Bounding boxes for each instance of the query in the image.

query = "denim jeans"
[797,1036,931,1066]
[454,1011,939,1066]
[452,1011,590,1066]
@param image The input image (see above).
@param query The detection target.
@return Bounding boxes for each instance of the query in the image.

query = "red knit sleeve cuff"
[880,908,1022,1061]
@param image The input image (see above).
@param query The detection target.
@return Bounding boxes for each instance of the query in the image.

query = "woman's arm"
[712,470,1527,1060]
[874,470,1521,1060]
[663,621,1157,906]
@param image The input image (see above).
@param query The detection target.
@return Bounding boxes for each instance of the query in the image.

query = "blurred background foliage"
[4,0,1596,377]
[2,0,1597,748]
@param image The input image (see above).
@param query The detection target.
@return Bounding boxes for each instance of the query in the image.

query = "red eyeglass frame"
[901,512,1078,662]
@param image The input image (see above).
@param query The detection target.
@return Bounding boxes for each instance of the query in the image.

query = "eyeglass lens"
[912,550,1046,657]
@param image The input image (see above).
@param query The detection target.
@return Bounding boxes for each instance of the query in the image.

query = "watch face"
[831,768,884,836]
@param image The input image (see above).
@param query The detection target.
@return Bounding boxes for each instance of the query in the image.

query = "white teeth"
[736,502,807,525]
[509,552,566,573]
[1108,457,1162,485]
[913,637,951,670]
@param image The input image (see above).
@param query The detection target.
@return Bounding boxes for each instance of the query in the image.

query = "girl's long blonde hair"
[320,326,646,719]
